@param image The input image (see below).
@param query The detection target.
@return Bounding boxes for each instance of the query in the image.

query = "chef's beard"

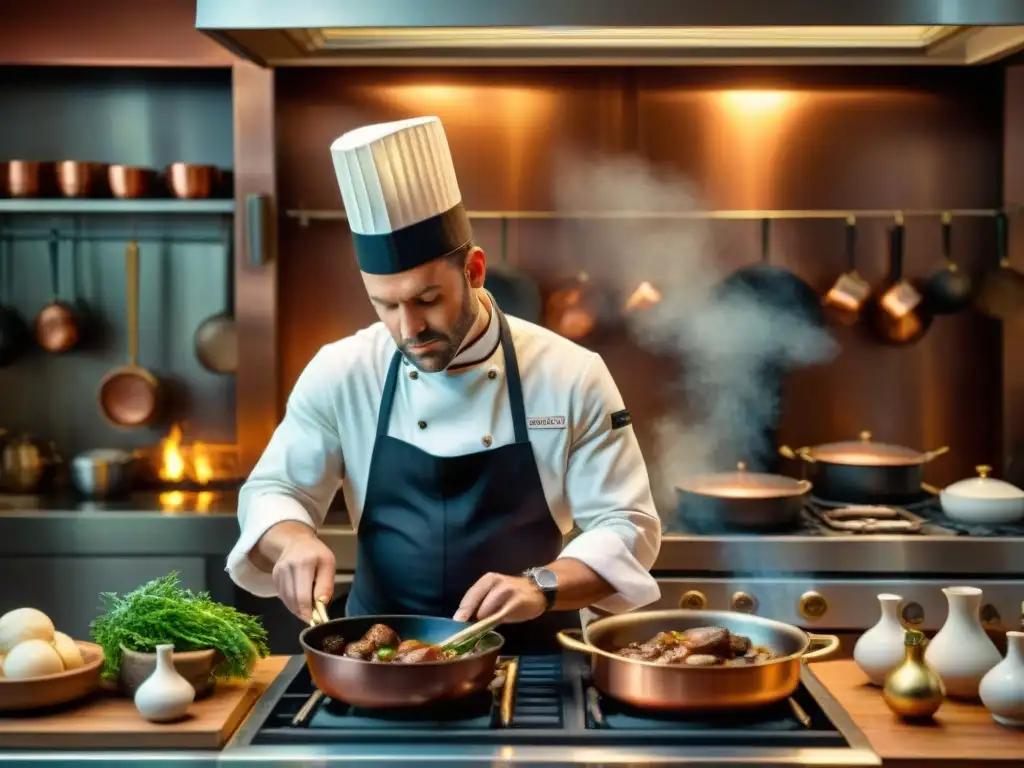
[400,278,477,373]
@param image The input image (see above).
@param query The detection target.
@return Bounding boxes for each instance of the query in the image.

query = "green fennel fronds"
[89,571,270,682]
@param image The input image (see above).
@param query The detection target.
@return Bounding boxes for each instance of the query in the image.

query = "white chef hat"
[330,116,473,275]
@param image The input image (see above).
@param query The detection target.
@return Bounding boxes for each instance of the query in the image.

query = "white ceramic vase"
[854,593,906,686]
[924,586,1002,700]
[979,631,1024,728]
[134,644,196,723]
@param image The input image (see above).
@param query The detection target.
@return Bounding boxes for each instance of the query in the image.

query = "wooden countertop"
[811,660,1024,767]
[0,655,289,750]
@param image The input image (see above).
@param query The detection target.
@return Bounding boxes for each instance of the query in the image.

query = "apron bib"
[347,304,579,653]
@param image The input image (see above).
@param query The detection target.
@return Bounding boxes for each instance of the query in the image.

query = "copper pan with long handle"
[299,607,506,709]
[557,609,839,712]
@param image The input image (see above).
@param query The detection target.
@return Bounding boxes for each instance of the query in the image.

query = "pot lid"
[804,431,932,466]
[677,462,807,499]
[943,465,1024,500]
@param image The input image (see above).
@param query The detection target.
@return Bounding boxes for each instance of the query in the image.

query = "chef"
[226,116,661,650]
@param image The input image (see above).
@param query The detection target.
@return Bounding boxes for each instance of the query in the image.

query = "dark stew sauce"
[615,626,778,666]
[319,623,480,664]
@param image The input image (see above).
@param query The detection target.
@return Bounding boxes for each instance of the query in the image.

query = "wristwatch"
[522,567,558,611]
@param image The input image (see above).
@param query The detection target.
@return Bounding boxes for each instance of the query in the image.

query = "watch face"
[532,567,558,591]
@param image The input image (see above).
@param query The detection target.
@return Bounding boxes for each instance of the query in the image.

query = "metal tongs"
[291,598,332,726]
[439,604,514,654]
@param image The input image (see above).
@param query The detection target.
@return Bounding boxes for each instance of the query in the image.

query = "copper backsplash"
[273,66,1005,491]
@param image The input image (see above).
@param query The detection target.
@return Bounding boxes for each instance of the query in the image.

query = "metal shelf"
[0,199,235,215]
[286,207,1007,226]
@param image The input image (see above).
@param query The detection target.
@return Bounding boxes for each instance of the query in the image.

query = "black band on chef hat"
[352,202,473,275]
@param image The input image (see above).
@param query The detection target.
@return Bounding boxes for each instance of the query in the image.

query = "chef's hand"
[272,534,336,623]
[454,573,546,624]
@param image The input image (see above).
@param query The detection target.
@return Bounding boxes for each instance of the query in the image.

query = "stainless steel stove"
[221,653,880,767]
[650,495,1024,637]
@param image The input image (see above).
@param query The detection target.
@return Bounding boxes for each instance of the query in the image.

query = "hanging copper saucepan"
[97,241,163,428]
[923,212,972,315]
[675,462,812,532]
[974,211,1024,320]
[780,430,949,505]
[544,271,604,341]
[822,216,871,325]
[869,214,933,345]
[34,232,82,354]
[556,609,839,712]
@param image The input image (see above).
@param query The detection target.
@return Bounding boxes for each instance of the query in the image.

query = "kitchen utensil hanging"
[974,211,1024,319]
[869,214,932,345]
[822,216,871,325]
[923,212,973,315]
[0,235,31,367]
[483,218,542,323]
[97,240,163,429]
[193,229,237,375]
[34,230,82,354]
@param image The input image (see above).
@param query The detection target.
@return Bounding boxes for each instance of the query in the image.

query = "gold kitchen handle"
[309,598,330,628]
[801,634,841,663]
[779,445,815,463]
[556,628,596,655]
[921,446,950,463]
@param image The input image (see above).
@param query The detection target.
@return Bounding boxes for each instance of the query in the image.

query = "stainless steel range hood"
[196,0,1024,67]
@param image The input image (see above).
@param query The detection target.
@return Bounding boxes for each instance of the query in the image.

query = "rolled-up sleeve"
[557,354,662,613]
[226,347,345,597]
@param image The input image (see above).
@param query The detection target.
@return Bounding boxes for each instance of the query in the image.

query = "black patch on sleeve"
[610,409,632,430]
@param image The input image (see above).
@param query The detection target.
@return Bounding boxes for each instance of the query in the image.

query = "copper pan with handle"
[557,609,839,712]
[299,605,506,709]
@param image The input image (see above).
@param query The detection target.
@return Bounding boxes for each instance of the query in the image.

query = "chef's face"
[363,246,487,372]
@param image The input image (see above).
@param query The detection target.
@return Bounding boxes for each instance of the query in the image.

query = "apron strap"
[376,350,404,437]
[375,302,530,444]
[497,310,529,444]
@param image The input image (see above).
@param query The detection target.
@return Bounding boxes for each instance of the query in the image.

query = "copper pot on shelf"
[556,609,839,712]
[108,165,157,200]
[2,161,46,198]
[56,161,106,198]
[167,163,220,199]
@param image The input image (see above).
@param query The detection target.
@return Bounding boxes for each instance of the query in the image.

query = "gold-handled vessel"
[557,609,840,712]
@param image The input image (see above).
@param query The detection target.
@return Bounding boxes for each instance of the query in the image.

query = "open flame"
[157,424,214,486]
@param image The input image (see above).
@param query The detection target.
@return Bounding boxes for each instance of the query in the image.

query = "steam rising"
[551,153,838,510]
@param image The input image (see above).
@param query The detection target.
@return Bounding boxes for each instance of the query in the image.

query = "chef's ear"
[465,246,487,289]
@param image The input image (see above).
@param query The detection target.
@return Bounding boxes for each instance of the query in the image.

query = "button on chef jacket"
[227,305,663,614]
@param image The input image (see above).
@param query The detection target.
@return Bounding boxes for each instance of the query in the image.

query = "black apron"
[346,305,580,653]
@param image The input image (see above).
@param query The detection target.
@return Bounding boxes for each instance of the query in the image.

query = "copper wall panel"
[632,67,1003,488]
[0,0,236,66]
[274,66,1003,490]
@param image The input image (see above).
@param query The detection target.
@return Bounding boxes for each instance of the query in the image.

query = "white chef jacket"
[227,302,663,614]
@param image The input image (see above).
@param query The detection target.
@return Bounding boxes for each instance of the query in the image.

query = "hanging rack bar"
[286,207,1009,226]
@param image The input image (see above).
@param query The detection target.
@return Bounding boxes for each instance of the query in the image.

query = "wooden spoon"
[439,604,514,650]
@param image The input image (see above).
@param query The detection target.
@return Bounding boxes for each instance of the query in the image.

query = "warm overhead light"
[721,90,793,115]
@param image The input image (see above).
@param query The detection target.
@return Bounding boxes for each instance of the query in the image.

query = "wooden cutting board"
[0,656,288,750]
[811,660,1024,767]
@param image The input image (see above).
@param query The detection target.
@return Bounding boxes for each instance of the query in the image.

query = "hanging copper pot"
[545,272,604,341]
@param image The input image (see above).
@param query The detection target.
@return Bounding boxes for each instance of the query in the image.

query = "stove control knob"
[732,591,757,613]
[799,591,828,620]
[680,590,708,610]
[980,603,1001,626]
[901,601,925,625]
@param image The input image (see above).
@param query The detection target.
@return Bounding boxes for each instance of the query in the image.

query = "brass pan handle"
[921,446,950,463]
[779,445,816,464]
[556,628,597,656]
[801,634,841,663]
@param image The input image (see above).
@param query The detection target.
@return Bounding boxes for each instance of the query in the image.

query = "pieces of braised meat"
[321,634,346,655]
[615,626,774,667]
[343,623,400,660]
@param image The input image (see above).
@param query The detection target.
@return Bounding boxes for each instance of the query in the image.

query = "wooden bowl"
[0,641,103,711]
